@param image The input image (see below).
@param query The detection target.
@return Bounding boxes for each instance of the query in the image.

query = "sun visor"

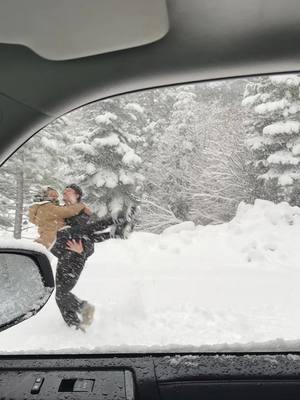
[0,0,169,60]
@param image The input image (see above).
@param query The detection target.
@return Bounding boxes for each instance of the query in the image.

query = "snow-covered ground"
[1,199,300,354]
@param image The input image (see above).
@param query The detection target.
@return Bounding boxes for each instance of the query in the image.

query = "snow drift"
[1,199,300,353]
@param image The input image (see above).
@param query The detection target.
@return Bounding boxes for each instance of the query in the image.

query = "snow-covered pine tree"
[150,85,203,221]
[72,97,145,219]
[243,74,300,203]
[138,79,253,231]
[131,87,176,169]
[38,115,78,190]
[189,81,250,225]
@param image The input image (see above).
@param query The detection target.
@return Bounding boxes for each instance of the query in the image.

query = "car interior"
[1,0,300,399]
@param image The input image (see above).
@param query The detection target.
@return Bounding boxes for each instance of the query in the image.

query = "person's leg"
[55,251,86,328]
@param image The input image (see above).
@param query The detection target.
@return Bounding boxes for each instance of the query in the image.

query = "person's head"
[47,188,59,202]
[63,184,83,204]
[34,186,59,203]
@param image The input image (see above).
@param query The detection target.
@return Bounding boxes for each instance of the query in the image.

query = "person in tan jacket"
[29,186,90,249]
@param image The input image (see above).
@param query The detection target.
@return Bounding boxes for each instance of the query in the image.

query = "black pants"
[52,230,111,328]
[55,251,86,327]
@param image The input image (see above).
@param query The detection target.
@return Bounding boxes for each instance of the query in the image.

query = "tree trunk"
[13,168,24,239]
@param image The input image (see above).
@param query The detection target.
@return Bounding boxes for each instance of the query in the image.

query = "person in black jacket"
[51,184,115,331]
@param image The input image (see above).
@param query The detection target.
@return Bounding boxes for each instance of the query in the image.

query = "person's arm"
[68,216,115,236]
[28,204,39,225]
[90,231,111,243]
[51,203,86,219]
[83,206,93,216]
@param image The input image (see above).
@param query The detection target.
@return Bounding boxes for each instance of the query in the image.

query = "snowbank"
[163,221,195,235]
[228,199,300,266]
[1,200,300,354]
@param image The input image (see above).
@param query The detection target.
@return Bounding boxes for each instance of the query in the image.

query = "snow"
[263,121,300,136]
[163,221,195,235]
[242,93,272,107]
[95,112,117,125]
[128,112,137,121]
[93,134,120,148]
[119,169,135,185]
[270,74,300,87]
[108,196,124,218]
[288,104,300,114]
[40,137,59,151]
[278,175,294,186]
[2,200,300,353]
[86,163,96,175]
[92,169,118,188]
[255,98,289,114]
[163,353,300,370]
[292,143,300,156]
[174,92,197,108]
[267,150,300,166]
[117,142,133,156]
[72,143,96,156]
[242,94,260,106]
[125,103,144,114]
[260,169,300,184]
[122,151,142,166]
[246,135,274,150]
[122,132,141,144]
[0,239,53,261]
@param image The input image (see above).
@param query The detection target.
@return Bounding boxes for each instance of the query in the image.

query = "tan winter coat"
[29,201,86,249]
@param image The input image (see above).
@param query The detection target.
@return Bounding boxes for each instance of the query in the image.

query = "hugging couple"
[29,183,133,332]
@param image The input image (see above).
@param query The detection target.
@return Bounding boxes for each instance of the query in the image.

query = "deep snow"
[1,199,300,354]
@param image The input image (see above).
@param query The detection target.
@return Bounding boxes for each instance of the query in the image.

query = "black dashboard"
[2,353,300,400]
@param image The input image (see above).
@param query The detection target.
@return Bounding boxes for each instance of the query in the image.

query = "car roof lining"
[0,0,169,60]
[1,0,300,164]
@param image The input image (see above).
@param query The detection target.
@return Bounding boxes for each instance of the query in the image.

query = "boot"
[80,302,95,327]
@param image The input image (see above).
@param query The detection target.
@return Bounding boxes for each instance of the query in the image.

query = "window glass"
[1,74,300,353]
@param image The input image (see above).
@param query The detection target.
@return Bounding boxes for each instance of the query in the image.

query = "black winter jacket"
[51,211,113,260]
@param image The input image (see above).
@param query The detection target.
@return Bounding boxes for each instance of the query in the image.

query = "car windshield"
[1,74,300,354]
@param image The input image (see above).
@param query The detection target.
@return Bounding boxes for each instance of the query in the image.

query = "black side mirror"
[0,247,54,332]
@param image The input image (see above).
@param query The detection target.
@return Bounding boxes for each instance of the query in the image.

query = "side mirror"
[0,246,54,332]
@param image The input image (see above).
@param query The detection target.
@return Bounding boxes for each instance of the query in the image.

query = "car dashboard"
[1,353,300,400]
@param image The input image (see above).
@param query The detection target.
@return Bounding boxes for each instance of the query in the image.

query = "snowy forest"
[1,73,300,239]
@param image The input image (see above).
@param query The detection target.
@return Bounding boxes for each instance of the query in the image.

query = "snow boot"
[75,324,86,333]
[80,302,95,327]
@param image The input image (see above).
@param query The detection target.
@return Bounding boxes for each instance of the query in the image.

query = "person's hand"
[83,205,92,216]
[66,239,84,254]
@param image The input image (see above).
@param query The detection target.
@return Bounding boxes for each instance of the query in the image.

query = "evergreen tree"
[72,97,145,218]
[243,74,300,203]
[138,79,251,231]
[150,85,203,221]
